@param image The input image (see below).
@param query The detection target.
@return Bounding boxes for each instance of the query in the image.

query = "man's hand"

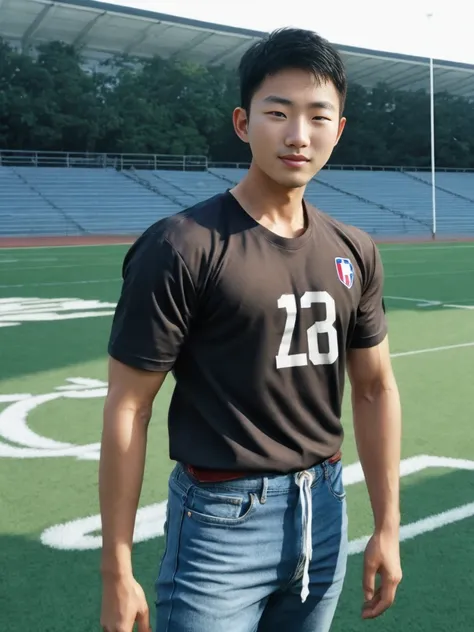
[362,530,402,620]
[101,574,151,632]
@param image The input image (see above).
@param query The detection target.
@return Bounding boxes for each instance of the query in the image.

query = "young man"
[99,28,402,632]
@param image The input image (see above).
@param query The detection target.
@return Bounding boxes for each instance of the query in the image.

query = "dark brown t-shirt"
[108,190,387,473]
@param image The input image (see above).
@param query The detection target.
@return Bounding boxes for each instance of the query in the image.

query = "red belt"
[187,450,342,483]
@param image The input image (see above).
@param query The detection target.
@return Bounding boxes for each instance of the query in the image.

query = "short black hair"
[238,28,347,115]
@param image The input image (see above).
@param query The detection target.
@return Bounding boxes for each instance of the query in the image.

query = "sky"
[99,0,474,65]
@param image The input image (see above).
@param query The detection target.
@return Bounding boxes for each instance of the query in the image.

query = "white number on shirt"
[276,291,339,369]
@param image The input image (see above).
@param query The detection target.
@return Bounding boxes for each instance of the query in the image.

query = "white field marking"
[385,295,442,307]
[40,454,474,551]
[342,454,474,488]
[386,269,474,279]
[0,243,132,251]
[391,342,474,358]
[41,502,169,551]
[0,297,117,326]
[348,502,474,555]
[0,257,57,264]
[444,304,474,310]
[385,295,474,309]
[0,394,32,403]
[0,278,120,289]
[0,242,470,254]
[5,262,117,272]
[0,379,106,460]
[441,298,474,304]
[380,244,474,252]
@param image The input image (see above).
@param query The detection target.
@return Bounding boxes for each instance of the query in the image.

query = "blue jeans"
[155,458,348,632]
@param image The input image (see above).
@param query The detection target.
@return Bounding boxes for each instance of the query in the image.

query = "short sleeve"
[349,240,387,349]
[107,230,196,371]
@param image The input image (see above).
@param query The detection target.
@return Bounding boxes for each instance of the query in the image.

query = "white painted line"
[386,269,474,278]
[442,299,474,305]
[342,454,474,488]
[385,295,442,307]
[385,296,473,309]
[0,257,58,263]
[0,278,120,289]
[391,342,474,358]
[422,455,474,470]
[0,243,132,251]
[0,394,32,403]
[381,244,474,252]
[348,502,474,555]
[5,262,117,272]
[345,454,474,555]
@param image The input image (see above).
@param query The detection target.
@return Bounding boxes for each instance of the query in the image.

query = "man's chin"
[274,174,312,189]
[250,162,315,189]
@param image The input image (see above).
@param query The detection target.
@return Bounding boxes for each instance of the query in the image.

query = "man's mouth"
[279,155,310,168]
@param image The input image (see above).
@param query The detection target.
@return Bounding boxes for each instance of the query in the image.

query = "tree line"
[0,39,473,168]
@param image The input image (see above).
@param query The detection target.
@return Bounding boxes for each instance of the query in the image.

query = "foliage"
[0,39,472,167]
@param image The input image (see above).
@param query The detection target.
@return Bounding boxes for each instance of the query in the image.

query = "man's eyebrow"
[262,95,336,111]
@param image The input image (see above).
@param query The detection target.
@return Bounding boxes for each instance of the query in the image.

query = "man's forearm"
[99,400,150,577]
[352,376,401,532]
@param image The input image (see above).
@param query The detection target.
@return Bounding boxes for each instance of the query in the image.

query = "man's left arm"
[347,335,403,620]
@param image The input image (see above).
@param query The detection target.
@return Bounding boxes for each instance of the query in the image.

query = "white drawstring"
[296,471,314,603]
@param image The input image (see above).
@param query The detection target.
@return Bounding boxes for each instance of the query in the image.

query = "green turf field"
[1,241,473,631]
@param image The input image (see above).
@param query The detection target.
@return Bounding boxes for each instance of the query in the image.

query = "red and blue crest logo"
[335,257,354,289]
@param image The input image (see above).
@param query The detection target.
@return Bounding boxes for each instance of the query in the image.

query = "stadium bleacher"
[0,165,473,238]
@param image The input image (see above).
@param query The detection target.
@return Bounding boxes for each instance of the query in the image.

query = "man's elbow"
[351,372,398,405]
[103,390,154,427]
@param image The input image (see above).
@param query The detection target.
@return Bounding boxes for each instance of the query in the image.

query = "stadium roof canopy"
[1,0,474,100]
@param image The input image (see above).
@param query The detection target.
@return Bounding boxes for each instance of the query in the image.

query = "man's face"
[234,68,346,189]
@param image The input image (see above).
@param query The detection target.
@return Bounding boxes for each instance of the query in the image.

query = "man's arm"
[98,229,198,631]
[347,334,402,619]
[100,357,167,576]
[99,357,167,632]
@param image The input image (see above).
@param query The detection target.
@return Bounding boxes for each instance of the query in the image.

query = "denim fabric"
[155,459,348,632]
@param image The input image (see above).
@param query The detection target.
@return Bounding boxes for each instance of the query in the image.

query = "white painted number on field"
[0,297,116,327]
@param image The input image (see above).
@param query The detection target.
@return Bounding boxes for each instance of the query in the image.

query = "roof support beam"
[207,37,254,65]
[22,2,54,51]
[433,72,474,96]
[388,70,431,91]
[123,22,157,55]
[171,30,214,59]
[73,11,107,49]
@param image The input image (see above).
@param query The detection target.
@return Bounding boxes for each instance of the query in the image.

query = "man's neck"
[230,163,308,238]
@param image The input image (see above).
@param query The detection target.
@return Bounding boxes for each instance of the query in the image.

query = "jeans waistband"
[173,454,342,496]
[186,451,342,484]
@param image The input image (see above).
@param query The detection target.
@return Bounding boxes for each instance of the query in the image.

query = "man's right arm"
[99,357,167,632]
[99,357,167,578]
[99,230,197,631]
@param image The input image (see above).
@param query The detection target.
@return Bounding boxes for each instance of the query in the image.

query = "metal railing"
[0,149,473,173]
[0,150,208,171]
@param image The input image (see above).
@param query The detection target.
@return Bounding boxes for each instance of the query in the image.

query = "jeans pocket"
[326,461,346,502]
[185,486,257,526]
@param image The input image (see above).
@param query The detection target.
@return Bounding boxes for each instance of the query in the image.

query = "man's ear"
[232,107,250,144]
[334,116,347,146]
